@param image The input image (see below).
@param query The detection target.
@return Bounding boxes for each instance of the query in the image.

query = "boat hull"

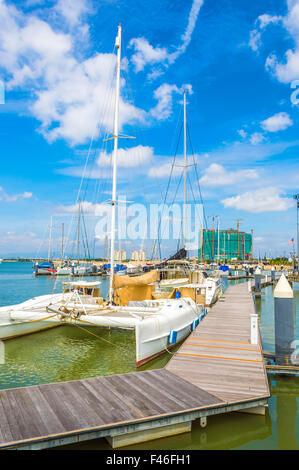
[0,315,61,340]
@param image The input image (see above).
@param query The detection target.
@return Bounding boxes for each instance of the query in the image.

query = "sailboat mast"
[48,215,53,261]
[61,223,64,262]
[77,199,81,262]
[109,24,122,303]
[183,90,187,252]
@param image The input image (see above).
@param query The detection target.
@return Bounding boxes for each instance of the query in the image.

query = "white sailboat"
[0,26,202,367]
[66,25,201,366]
[155,91,222,306]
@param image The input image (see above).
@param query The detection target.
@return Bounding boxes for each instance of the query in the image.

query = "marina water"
[0,262,298,450]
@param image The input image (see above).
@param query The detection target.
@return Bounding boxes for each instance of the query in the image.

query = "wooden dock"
[166,282,269,403]
[0,282,270,450]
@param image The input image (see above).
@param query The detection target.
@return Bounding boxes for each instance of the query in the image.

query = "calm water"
[0,262,298,450]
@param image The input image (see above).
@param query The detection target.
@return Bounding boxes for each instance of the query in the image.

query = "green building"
[198,228,253,261]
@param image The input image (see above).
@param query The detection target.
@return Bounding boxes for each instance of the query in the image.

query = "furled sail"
[113,269,157,289]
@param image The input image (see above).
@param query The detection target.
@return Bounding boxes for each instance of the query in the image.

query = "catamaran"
[0,25,205,367]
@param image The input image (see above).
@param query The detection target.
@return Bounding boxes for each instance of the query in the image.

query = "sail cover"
[168,248,187,261]
[113,269,157,289]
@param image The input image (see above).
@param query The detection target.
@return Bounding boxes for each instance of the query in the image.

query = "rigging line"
[68,320,130,352]
[121,37,184,210]
[147,105,184,210]
[81,209,91,260]
[158,171,184,258]
[151,122,183,260]
[187,122,214,260]
[34,222,51,260]
[62,47,117,262]
[82,72,116,205]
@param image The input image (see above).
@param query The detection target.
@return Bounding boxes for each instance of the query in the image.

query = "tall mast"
[61,223,65,262]
[48,215,53,261]
[109,24,122,303]
[183,90,187,253]
[77,199,81,262]
[217,216,220,264]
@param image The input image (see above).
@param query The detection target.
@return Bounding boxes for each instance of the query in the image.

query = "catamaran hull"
[0,293,66,340]
[135,321,193,367]
[74,299,201,367]
[0,316,61,340]
[135,303,199,367]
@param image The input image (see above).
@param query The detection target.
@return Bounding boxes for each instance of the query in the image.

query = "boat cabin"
[63,281,101,298]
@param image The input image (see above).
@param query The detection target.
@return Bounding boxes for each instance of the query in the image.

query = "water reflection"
[270,376,299,450]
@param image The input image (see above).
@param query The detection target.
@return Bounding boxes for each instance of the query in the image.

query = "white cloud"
[221,187,294,213]
[129,0,204,75]
[249,13,282,52]
[0,230,38,254]
[249,29,261,52]
[199,138,299,166]
[250,1,299,82]
[0,187,33,202]
[199,163,258,188]
[58,145,154,180]
[168,0,204,63]
[148,157,186,179]
[260,112,293,132]
[129,38,169,73]
[249,132,266,145]
[55,0,92,28]
[0,0,146,145]
[237,129,247,138]
[56,201,105,215]
[98,145,154,168]
[150,83,192,120]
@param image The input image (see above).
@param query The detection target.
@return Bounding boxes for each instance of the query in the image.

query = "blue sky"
[0,0,298,258]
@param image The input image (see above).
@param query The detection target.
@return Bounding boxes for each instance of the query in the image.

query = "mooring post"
[271,267,275,282]
[254,267,262,292]
[274,273,294,365]
[248,280,252,292]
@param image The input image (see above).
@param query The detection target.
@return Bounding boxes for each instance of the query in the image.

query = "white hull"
[0,292,205,368]
[0,293,65,340]
[205,278,222,306]
[72,298,201,366]
[159,278,189,288]
[55,267,72,276]
[0,316,61,340]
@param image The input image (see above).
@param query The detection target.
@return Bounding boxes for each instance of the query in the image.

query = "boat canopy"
[219,265,229,272]
[113,269,157,289]
[63,281,101,288]
[36,262,53,268]
[103,264,125,271]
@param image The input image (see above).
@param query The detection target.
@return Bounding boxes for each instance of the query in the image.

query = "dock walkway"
[0,282,270,449]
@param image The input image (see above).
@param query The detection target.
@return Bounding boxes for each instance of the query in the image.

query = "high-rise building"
[114,249,127,261]
[198,228,252,261]
[131,250,146,261]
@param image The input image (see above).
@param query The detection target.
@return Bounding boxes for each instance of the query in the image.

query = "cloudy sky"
[0,0,298,258]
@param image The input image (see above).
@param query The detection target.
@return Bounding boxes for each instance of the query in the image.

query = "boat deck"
[0,282,270,449]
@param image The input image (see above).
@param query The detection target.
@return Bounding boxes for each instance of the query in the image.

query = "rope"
[66,318,130,353]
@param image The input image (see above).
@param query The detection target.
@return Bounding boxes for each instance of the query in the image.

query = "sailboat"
[153,91,222,306]
[33,216,56,275]
[0,26,202,367]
